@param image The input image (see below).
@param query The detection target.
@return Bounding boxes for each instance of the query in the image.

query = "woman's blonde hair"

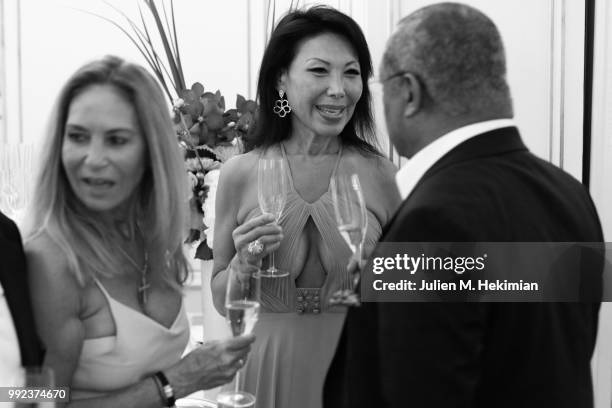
[24,55,189,289]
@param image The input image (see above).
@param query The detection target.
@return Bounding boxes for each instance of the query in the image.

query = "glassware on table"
[256,157,288,278]
[0,144,35,224]
[176,397,218,407]
[329,173,367,306]
[216,266,261,408]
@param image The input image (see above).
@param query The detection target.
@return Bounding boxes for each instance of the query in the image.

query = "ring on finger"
[247,239,264,256]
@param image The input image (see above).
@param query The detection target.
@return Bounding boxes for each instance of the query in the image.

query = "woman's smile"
[315,104,346,119]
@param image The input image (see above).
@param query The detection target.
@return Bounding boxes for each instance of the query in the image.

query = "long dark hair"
[249,6,380,155]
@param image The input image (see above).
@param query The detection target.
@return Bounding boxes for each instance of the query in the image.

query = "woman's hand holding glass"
[164,335,255,397]
[229,213,283,283]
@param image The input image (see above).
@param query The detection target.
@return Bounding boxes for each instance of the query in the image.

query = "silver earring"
[273,90,292,118]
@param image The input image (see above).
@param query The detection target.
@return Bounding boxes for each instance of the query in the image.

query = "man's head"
[380,2,514,158]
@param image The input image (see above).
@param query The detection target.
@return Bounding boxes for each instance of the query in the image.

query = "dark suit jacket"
[324,127,603,408]
[0,211,44,367]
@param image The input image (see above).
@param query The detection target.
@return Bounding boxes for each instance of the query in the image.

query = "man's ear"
[402,73,422,117]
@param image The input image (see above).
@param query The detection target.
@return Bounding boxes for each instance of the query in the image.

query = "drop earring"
[273,90,292,118]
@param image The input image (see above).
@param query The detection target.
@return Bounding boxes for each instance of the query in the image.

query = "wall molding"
[0,0,6,145]
[2,0,23,145]
[587,0,612,406]
[590,0,612,238]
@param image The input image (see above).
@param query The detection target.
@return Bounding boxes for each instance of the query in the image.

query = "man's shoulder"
[0,212,20,241]
[421,145,584,195]
[391,148,601,241]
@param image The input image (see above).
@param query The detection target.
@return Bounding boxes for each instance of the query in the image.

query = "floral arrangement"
[174,88,257,259]
[96,0,258,259]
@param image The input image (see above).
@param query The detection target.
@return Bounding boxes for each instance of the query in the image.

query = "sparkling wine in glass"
[331,173,367,263]
[217,267,261,407]
[226,300,260,337]
[257,157,288,278]
[329,173,367,306]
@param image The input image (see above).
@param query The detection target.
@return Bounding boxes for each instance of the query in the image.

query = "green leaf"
[146,0,185,92]
[224,109,239,123]
[206,112,225,131]
[180,89,196,104]
[237,111,253,131]
[191,82,205,96]
[186,100,204,118]
[198,123,210,145]
[173,113,181,124]
[244,100,258,113]
[182,113,194,128]
[195,240,213,260]
[184,229,200,244]
[236,94,246,110]
[222,128,239,143]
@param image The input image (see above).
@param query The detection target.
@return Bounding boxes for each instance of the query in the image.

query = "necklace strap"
[116,245,150,310]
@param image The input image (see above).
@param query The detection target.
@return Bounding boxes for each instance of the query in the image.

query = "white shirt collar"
[395,119,516,200]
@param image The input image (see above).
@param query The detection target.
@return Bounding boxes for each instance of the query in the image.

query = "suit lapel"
[381,127,527,240]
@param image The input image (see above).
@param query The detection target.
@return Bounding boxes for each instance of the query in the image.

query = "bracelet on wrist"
[152,371,176,408]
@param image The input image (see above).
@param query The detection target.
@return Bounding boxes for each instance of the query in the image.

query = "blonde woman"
[24,56,254,407]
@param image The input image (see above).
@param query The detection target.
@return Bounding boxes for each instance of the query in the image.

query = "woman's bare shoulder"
[343,148,401,223]
[26,232,67,270]
[224,150,260,169]
[343,148,397,181]
[219,150,260,186]
[25,232,83,290]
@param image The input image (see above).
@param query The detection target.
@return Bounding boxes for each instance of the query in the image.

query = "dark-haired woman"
[211,7,399,407]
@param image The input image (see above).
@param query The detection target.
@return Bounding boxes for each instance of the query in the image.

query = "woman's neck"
[283,133,340,156]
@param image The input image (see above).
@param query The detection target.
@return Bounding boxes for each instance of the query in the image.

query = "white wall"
[4,0,585,180]
[12,0,250,145]
[590,0,612,406]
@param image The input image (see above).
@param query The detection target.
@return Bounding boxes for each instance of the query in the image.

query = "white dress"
[71,279,190,400]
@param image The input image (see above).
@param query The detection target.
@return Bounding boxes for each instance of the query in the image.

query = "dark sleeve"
[378,207,488,408]
[0,213,45,366]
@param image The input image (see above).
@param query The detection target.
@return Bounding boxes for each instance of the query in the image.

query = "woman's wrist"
[162,367,190,401]
[229,256,253,285]
[151,371,176,407]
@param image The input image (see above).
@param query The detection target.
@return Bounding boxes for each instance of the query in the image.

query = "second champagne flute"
[257,157,288,278]
[331,173,367,263]
[328,173,367,306]
[216,267,261,408]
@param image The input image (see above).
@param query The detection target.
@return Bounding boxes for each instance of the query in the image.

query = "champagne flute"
[257,157,289,278]
[216,267,261,408]
[329,173,367,306]
[331,173,367,263]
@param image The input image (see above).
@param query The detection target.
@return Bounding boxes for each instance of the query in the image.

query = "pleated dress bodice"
[244,144,382,313]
